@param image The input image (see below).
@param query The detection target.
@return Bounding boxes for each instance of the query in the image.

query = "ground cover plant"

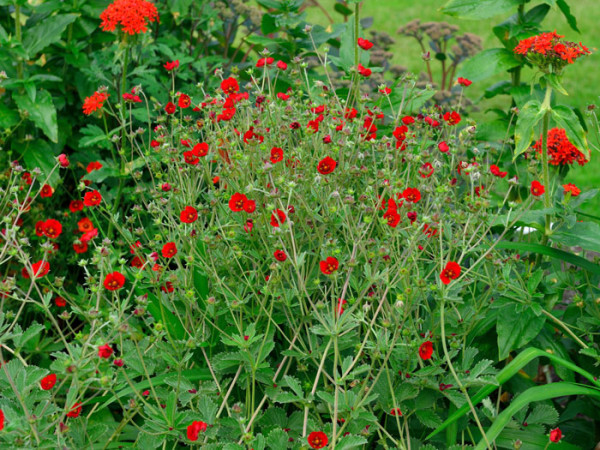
[1,0,600,449]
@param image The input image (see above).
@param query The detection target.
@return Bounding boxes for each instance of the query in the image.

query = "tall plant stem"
[351,2,360,108]
[539,84,553,250]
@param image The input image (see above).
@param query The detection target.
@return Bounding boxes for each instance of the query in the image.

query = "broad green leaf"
[551,105,589,160]
[334,2,353,16]
[283,375,303,398]
[544,73,568,96]
[265,428,288,449]
[441,0,521,20]
[143,290,187,340]
[21,139,60,186]
[416,410,443,428]
[525,404,558,425]
[551,221,600,253]
[497,304,546,359]
[514,100,544,159]
[79,124,111,149]
[525,4,552,23]
[13,90,58,142]
[458,48,520,83]
[337,435,368,449]
[0,102,20,128]
[22,14,78,57]
[557,0,579,32]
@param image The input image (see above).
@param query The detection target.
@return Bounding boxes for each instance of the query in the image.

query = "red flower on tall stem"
[530,180,545,197]
[40,373,57,390]
[98,344,113,359]
[317,156,337,175]
[83,190,102,207]
[161,242,177,258]
[357,38,373,50]
[419,341,434,360]
[319,257,339,275]
[549,428,563,443]
[104,272,125,291]
[270,209,287,227]
[99,0,159,35]
[180,206,198,223]
[42,219,62,239]
[440,261,461,285]
[66,402,82,418]
[83,92,109,115]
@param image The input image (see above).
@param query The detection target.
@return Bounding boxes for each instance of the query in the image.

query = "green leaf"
[261,13,278,35]
[334,3,353,16]
[0,102,20,129]
[458,48,520,82]
[21,139,60,186]
[525,4,552,23]
[544,73,568,96]
[336,435,368,449]
[514,100,544,159]
[265,428,288,449]
[13,90,58,142]
[557,0,579,32]
[551,221,600,253]
[416,410,443,428]
[22,14,78,57]
[79,124,110,149]
[497,304,546,360]
[441,0,521,20]
[551,105,589,160]
[283,375,303,399]
[525,404,559,426]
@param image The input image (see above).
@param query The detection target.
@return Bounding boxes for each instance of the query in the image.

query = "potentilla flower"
[25,261,50,279]
[99,0,159,35]
[81,228,98,243]
[40,373,57,390]
[187,421,208,441]
[35,221,45,236]
[40,184,54,198]
[530,180,545,197]
[402,187,421,203]
[66,402,82,418]
[69,200,84,213]
[443,111,461,125]
[319,256,339,275]
[307,431,328,449]
[194,142,209,157]
[243,127,264,144]
[563,183,581,197]
[440,261,461,285]
[161,242,177,258]
[77,217,94,233]
[270,209,287,227]
[317,156,337,175]
[270,147,283,164]
[490,164,508,178]
[380,87,392,95]
[419,341,434,360]
[438,141,449,153]
[58,154,70,168]
[274,250,287,262]
[357,64,371,77]
[98,344,113,359]
[243,199,256,213]
[221,77,239,95]
[0,409,4,431]
[533,128,587,166]
[337,298,347,315]
[165,102,176,114]
[73,241,88,254]
[183,149,199,165]
[87,161,103,173]
[83,190,102,207]
[402,116,415,125]
[83,92,109,115]
[123,89,142,103]
[256,57,274,67]
[164,60,179,71]
[43,219,62,239]
[55,296,67,307]
[276,60,288,70]
[390,408,402,416]
[229,193,248,212]
[457,77,472,87]
[419,162,434,178]
[549,428,563,443]
[383,208,401,228]
[357,38,374,50]
[180,206,198,223]
[178,94,191,109]
[104,272,125,291]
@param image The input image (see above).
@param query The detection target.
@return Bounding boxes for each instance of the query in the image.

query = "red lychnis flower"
[317,156,337,175]
[357,38,373,50]
[83,92,109,115]
[563,183,580,197]
[530,180,545,197]
[440,261,461,285]
[100,0,158,35]
[98,344,113,359]
[161,242,177,258]
[533,128,587,166]
[43,219,62,239]
[40,373,57,390]
[83,190,102,207]
[270,209,287,227]
[307,431,328,449]
[180,206,198,223]
[319,257,339,275]
[66,402,82,418]
[187,421,208,441]
[104,272,125,291]
[419,341,434,360]
[549,428,563,443]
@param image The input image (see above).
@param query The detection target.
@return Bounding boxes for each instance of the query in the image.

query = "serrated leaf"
[469,359,495,378]
[12,322,44,350]
[283,375,303,398]
[514,99,544,159]
[13,90,58,143]
[79,124,110,149]
[266,428,288,449]
[336,435,368,449]
[525,404,559,425]
[23,14,78,57]
[416,410,443,429]
[497,304,546,359]
[259,407,288,429]
[441,0,521,19]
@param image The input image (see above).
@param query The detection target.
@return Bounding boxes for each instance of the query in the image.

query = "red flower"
[276,60,288,70]
[419,341,434,360]
[66,402,82,418]
[357,64,371,77]
[274,250,287,262]
[193,142,209,157]
[77,217,94,233]
[390,408,402,416]
[183,149,200,165]
[42,219,62,239]
[55,296,67,307]
[73,241,88,254]
[98,344,113,359]
[229,193,248,212]
[243,127,264,144]
[533,128,587,166]
[319,257,339,275]
[40,373,57,390]
[337,298,347,315]
[563,183,580,197]
[383,209,401,228]
[164,60,179,71]
[270,209,287,227]
[104,272,125,291]
[27,261,50,279]
[357,38,374,50]
[99,0,159,35]
[307,431,328,449]
[131,256,144,268]
[83,190,102,207]
[438,141,449,153]
[178,94,191,109]
[440,261,461,285]
[457,77,472,87]
[490,165,508,178]
[402,187,421,203]
[83,92,109,115]
[530,180,545,197]
[187,421,208,441]
[0,409,4,430]
[256,57,274,67]
[161,242,177,258]
[380,87,392,95]
[180,206,198,223]
[244,200,256,213]
[69,200,84,213]
[165,102,176,114]
[317,156,337,175]
[40,184,54,198]
[419,162,434,178]
[87,161,103,173]
[161,281,174,293]
[221,77,239,95]
[270,147,283,164]
[35,221,45,236]
[443,111,461,125]
[58,154,70,168]
[244,218,254,233]
[549,428,562,443]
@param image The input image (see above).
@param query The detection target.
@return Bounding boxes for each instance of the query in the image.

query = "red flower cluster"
[357,38,373,50]
[533,127,587,166]
[99,0,159,35]
[187,420,207,441]
[83,92,109,115]
[514,32,590,64]
[229,193,256,213]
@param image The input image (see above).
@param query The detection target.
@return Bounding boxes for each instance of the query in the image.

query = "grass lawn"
[305,0,600,212]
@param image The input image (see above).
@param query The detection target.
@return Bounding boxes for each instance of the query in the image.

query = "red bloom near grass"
[319,257,339,275]
[221,77,239,95]
[549,427,563,443]
[99,0,159,35]
[390,407,402,416]
[42,219,62,239]
[178,94,191,109]
[66,402,82,418]
[419,341,434,360]
[530,180,545,197]
[165,102,176,114]
[69,200,84,213]
[187,421,207,441]
[98,344,113,359]
[440,261,461,285]
[533,128,587,166]
[270,209,287,227]
[307,431,328,449]
[270,147,284,164]
[490,164,508,178]
[357,38,373,50]
[161,242,177,258]
[274,250,287,262]
[229,193,250,212]
[83,92,109,115]
[563,183,581,197]
[403,187,421,203]
[40,184,54,198]
[443,111,461,125]
[83,190,102,207]
[40,373,57,390]
[180,206,198,223]
[104,272,125,291]
[317,156,337,175]
[27,260,50,279]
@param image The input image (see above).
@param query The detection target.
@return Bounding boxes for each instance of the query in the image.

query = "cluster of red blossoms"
[82,92,109,115]
[514,32,590,66]
[99,0,159,35]
[533,127,588,166]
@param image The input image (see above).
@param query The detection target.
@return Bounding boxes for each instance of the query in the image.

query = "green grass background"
[304,0,600,210]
